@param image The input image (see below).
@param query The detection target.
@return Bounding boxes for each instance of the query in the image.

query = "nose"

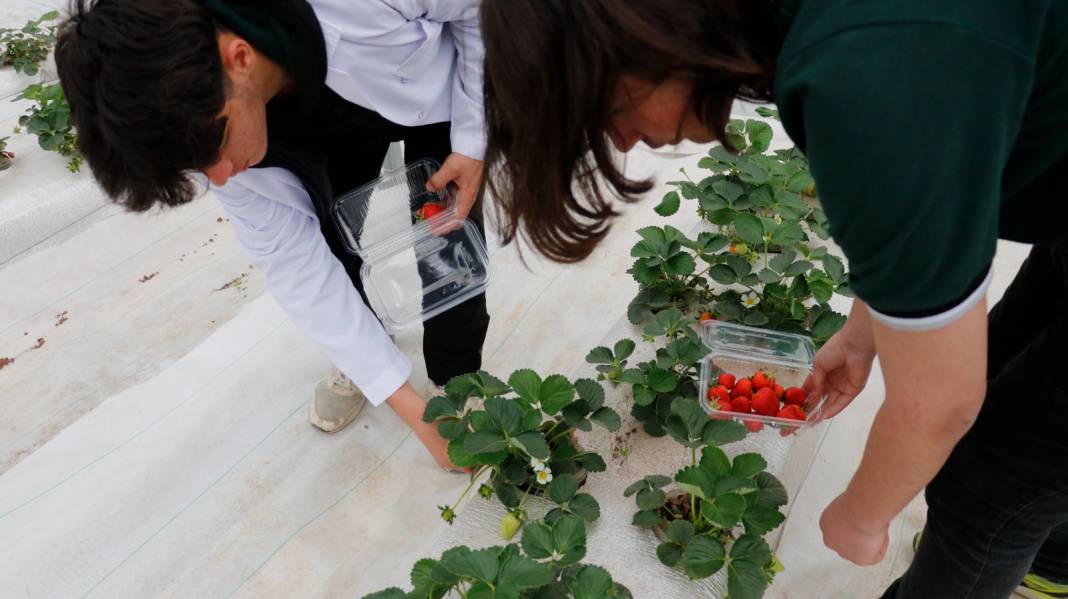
[203,159,234,186]
[609,127,642,153]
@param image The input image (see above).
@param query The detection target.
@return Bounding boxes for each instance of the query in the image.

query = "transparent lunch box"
[698,320,828,549]
[331,159,489,332]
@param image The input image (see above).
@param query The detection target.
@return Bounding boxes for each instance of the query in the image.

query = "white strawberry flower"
[536,468,554,485]
[530,457,547,472]
[742,292,761,308]
[550,550,565,562]
[774,213,783,225]
[531,401,542,411]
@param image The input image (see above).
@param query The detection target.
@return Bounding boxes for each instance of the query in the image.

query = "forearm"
[386,382,429,429]
[840,299,876,356]
[840,299,988,529]
[842,388,983,529]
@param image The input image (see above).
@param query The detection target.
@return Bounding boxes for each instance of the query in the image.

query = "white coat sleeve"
[212,173,411,406]
[419,0,486,160]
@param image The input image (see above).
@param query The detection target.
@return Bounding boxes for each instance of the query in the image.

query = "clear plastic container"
[698,320,824,430]
[697,320,827,550]
[331,159,490,332]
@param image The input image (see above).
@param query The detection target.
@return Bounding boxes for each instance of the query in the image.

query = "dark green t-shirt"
[775,0,1068,324]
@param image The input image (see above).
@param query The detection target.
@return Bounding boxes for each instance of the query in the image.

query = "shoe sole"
[309,394,366,433]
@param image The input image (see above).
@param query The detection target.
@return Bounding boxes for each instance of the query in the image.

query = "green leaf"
[585,346,613,365]
[810,278,834,304]
[681,535,726,579]
[737,160,770,185]
[423,395,465,422]
[508,369,542,403]
[549,473,580,504]
[568,493,601,521]
[732,453,768,479]
[631,509,662,528]
[754,106,779,120]
[521,521,555,559]
[746,119,773,153]
[636,487,667,511]
[722,254,752,278]
[727,536,773,599]
[709,264,738,285]
[657,542,683,568]
[666,519,695,545]
[714,299,744,321]
[748,185,775,209]
[512,432,551,459]
[743,310,770,327]
[699,446,731,477]
[614,338,636,360]
[713,179,747,202]
[704,493,746,529]
[473,371,511,398]
[743,504,786,536]
[675,466,715,500]
[757,268,781,284]
[812,310,847,339]
[441,546,500,582]
[707,144,738,166]
[771,221,804,246]
[635,226,667,246]
[786,171,815,193]
[567,565,614,599]
[784,260,814,277]
[755,471,789,507]
[821,254,847,284]
[361,589,406,599]
[498,553,555,590]
[702,419,748,446]
[539,375,576,415]
[655,191,681,216]
[551,515,588,564]
[465,430,508,455]
[646,368,678,393]
[732,214,765,246]
[705,207,737,226]
[663,252,696,276]
[485,396,524,436]
[589,407,621,431]
[575,452,607,473]
[632,386,656,406]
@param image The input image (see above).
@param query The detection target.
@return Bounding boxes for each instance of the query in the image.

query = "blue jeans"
[883,239,1068,599]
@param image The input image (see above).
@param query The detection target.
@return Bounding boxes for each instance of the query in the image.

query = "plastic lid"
[698,320,815,370]
[331,160,491,332]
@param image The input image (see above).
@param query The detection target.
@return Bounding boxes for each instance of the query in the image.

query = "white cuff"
[868,267,993,332]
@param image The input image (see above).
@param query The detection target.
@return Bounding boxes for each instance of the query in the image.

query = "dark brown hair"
[481,0,779,263]
[55,0,228,211]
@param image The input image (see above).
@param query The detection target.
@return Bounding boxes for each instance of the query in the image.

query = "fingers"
[426,161,458,192]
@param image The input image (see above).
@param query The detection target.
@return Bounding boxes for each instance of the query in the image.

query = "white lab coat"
[212,0,485,405]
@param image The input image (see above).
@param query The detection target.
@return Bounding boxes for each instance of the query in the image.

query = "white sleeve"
[213,175,411,406]
[417,0,486,160]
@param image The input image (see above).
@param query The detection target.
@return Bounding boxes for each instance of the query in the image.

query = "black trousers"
[883,238,1068,598]
[307,102,490,387]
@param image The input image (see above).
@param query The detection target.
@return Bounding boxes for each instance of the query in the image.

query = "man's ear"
[218,34,256,78]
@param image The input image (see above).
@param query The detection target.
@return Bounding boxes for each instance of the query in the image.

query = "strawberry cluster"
[706,369,806,434]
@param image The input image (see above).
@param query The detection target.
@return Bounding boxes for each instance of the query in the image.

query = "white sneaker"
[310,369,367,433]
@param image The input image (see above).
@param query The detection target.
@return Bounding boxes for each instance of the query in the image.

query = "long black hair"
[481,0,779,263]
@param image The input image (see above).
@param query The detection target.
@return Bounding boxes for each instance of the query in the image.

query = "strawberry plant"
[626,399,787,598]
[0,11,59,77]
[423,370,621,538]
[0,137,13,172]
[362,515,632,598]
[597,112,848,435]
[15,82,82,172]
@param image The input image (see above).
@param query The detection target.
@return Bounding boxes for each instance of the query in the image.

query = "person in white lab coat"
[54,0,492,470]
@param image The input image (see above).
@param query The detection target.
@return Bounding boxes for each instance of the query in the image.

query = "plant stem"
[453,465,489,507]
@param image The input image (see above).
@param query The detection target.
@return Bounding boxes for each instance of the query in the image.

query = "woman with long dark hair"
[479,1,1068,597]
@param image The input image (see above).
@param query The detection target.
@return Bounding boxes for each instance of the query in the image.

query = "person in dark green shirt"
[478,1,1068,597]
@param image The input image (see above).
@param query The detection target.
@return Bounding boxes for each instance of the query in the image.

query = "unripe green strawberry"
[500,512,522,540]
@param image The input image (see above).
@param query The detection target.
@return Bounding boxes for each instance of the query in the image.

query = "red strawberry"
[416,202,446,221]
[731,378,753,398]
[752,370,773,390]
[707,385,730,405]
[699,312,715,322]
[777,404,806,421]
[752,388,779,416]
[784,387,806,407]
[730,396,751,414]
[744,419,764,433]
[772,383,785,400]
[717,373,736,389]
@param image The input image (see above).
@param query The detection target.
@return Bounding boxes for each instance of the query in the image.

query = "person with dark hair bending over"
[55,0,492,471]
[478,1,1068,597]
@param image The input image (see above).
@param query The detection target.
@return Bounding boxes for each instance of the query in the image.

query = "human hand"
[426,152,484,222]
[820,493,890,565]
[804,326,876,421]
